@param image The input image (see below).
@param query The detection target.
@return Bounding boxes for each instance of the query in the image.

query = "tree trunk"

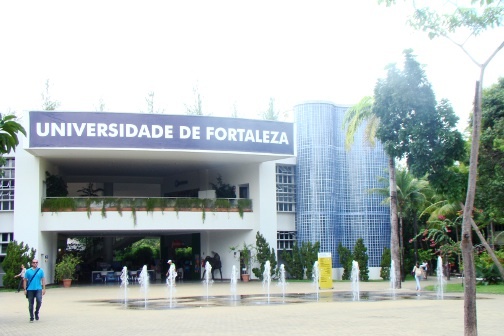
[461,81,481,336]
[389,157,401,289]
[413,212,419,262]
[399,215,404,281]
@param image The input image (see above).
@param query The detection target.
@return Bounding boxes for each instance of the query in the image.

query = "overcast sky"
[1,1,503,130]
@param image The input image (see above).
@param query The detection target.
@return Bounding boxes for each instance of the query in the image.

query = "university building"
[0,102,390,285]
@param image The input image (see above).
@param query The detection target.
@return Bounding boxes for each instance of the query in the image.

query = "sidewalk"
[0,278,501,336]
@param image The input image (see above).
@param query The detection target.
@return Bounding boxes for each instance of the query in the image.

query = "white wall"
[13,136,45,253]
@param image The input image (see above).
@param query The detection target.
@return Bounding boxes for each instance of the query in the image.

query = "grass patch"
[424,283,504,294]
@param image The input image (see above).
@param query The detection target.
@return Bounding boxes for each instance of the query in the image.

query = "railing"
[41,197,253,223]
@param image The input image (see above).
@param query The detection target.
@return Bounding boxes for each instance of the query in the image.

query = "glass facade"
[295,102,390,267]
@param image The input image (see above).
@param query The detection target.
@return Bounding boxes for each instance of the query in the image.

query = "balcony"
[42,197,253,225]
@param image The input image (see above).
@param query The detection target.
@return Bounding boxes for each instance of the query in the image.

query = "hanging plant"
[237,199,252,219]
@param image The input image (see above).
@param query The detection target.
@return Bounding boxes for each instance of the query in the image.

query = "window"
[276,165,296,212]
[277,231,296,250]
[239,184,249,199]
[0,232,13,256]
[0,158,15,211]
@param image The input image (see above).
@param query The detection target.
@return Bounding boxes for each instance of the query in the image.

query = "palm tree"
[343,96,402,288]
[370,168,431,279]
[0,113,26,154]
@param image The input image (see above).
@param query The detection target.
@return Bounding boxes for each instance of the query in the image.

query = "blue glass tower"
[295,102,390,268]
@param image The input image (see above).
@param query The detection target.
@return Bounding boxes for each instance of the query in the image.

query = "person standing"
[421,260,428,280]
[14,264,26,292]
[23,259,46,323]
[412,262,422,291]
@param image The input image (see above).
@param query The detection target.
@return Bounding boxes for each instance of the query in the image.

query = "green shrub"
[475,249,504,285]
[380,247,391,280]
[0,241,36,289]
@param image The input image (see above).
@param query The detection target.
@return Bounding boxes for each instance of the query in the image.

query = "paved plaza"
[0,278,502,336]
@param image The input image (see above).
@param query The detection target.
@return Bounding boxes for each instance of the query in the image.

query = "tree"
[1,241,36,289]
[144,91,165,114]
[337,242,352,280]
[300,241,320,280]
[185,85,204,115]
[477,78,504,225]
[380,247,392,280]
[0,113,26,155]
[343,95,403,286]
[281,244,303,279]
[260,97,279,121]
[378,2,504,334]
[371,168,431,279]
[372,50,463,288]
[281,241,320,280]
[343,96,379,149]
[45,171,68,197]
[252,232,277,279]
[41,79,60,111]
[209,175,236,198]
[353,238,370,281]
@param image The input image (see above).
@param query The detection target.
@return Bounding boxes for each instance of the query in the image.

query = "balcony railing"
[42,197,253,224]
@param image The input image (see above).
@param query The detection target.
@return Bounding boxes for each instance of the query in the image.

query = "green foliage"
[373,50,464,180]
[343,95,379,149]
[260,97,279,121]
[300,241,320,280]
[0,113,26,154]
[237,199,252,219]
[281,241,320,280]
[45,171,68,197]
[175,247,192,259]
[131,246,154,267]
[77,182,104,196]
[238,242,254,274]
[55,254,81,281]
[477,77,504,224]
[281,246,303,280]
[353,238,369,281]
[474,249,504,285]
[210,175,236,198]
[213,198,231,209]
[42,197,76,212]
[380,247,391,280]
[338,242,352,280]
[0,241,36,289]
[252,232,277,279]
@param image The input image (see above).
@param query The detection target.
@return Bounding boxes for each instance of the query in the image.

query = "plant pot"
[62,279,72,288]
[241,274,250,282]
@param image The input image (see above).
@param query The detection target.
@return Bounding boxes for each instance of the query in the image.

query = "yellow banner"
[318,252,333,289]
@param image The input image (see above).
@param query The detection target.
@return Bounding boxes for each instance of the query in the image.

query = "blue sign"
[29,112,294,155]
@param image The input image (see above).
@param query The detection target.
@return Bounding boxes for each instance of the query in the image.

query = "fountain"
[166,263,177,307]
[203,261,213,301]
[436,256,445,300]
[277,264,287,301]
[262,260,271,303]
[312,261,320,301]
[351,260,360,301]
[230,265,238,300]
[138,265,149,308]
[119,266,129,306]
[390,260,396,299]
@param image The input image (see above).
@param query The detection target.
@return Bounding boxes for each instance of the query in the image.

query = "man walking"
[23,259,46,323]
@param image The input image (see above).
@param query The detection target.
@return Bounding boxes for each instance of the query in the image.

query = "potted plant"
[55,254,81,287]
[238,242,254,282]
